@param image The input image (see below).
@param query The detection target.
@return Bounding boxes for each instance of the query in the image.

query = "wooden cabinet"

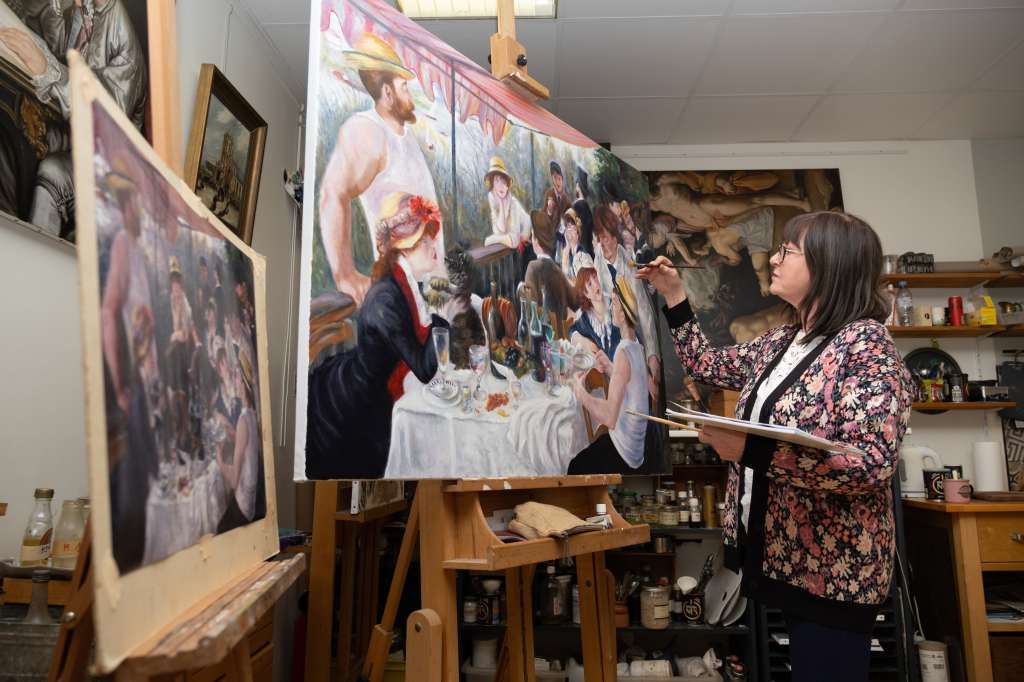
[904,499,1024,682]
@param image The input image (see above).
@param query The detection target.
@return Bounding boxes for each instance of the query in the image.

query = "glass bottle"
[77,497,91,520]
[517,288,532,354]
[541,285,554,342]
[23,569,53,625]
[531,300,546,383]
[540,565,564,624]
[487,279,502,345]
[52,500,86,569]
[896,281,913,327]
[20,488,54,567]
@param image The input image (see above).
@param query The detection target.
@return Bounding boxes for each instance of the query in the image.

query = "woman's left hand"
[698,425,746,462]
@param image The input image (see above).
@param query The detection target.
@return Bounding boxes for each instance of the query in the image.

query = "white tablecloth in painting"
[384,369,589,478]
[142,458,229,565]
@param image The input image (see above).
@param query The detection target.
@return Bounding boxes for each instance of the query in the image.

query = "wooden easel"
[307,475,649,682]
[48,522,306,681]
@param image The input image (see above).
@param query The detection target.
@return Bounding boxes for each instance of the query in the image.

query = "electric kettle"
[899,443,942,498]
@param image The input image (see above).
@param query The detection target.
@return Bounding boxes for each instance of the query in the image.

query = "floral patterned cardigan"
[665,300,914,632]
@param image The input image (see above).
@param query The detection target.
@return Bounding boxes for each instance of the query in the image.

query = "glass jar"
[623,508,642,525]
[641,498,659,525]
[640,586,670,629]
[658,505,678,527]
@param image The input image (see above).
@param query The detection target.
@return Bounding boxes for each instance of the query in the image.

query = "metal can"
[653,536,672,554]
[655,489,671,506]
[640,586,670,629]
[948,296,964,326]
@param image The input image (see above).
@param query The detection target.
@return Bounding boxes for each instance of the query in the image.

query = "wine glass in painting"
[432,327,450,380]
[468,344,488,401]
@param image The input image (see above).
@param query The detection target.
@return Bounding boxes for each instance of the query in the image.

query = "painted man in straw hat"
[319,33,440,305]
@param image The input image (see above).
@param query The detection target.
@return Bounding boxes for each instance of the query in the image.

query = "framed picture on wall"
[185,63,267,245]
[0,0,163,244]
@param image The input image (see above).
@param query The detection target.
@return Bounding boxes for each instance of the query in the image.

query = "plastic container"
[896,281,913,326]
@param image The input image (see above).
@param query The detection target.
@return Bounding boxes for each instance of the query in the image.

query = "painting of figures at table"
[645,168,843,347]
[296,0,668,481]
[0,0,149,243]
[87,102,267,575]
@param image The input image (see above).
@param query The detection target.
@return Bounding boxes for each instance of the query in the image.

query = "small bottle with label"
[689,497,702,528]
[541,565,563,624]
[586,502,613,529]
[20,488,54,567]
[670,585,683,623]
[52,499,86,570]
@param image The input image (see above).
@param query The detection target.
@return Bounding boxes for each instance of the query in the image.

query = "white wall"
[0,222,89,553]
[972,138,1024,258]
[615,140,1004,480]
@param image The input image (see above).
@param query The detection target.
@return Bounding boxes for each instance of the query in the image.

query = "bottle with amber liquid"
[20,488,54,567]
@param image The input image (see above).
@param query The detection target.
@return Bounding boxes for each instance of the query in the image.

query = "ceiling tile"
[556,97,685,144]
[900,0,1024,8]
[557,0,728,18]
[732,0,900,13]
[914,91,1024,138]
[974,39,1024,90]
[263,24,311,98]
[793,93,951,141]
[419,19,558,94]
[556,17,719,97]
[239,0,312,26]
[834,9,1024,92]
[696,14,884,95]
[671,95,819,142]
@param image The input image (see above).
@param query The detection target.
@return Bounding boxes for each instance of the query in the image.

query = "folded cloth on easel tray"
[508,502,604,540]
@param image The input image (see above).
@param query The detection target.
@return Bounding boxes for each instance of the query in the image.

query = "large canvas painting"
[646,169,843,347]
[0,0,150,243]
[72,55,278,672]
[295,0,668,480]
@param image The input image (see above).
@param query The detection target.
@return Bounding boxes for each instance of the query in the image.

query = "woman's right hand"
[636,256,687,307]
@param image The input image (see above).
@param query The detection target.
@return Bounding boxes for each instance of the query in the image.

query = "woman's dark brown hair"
[782,210,888,343]
[574,267,599,313]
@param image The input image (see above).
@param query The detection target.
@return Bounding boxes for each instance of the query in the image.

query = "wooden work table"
[903,499,1024,682]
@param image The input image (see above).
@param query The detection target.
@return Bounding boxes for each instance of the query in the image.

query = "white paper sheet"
[664,404,861,455]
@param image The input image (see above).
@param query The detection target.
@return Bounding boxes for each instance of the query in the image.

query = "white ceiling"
[239,0,1024,144]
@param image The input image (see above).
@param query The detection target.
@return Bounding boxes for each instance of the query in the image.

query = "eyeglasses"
[776,244,803,263]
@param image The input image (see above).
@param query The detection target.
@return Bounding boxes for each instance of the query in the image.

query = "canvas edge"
[292,0,323,483]
[69,53,280,673]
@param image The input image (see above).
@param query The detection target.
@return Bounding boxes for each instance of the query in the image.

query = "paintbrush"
[629,260,705,270]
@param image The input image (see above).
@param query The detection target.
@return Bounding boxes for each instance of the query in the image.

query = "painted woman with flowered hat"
[305,192,449,478]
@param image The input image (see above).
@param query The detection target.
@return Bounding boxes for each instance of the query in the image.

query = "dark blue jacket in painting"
[305,269,446,479]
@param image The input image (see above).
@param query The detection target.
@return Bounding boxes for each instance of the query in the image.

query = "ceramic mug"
[923,469,947,500]
[931,306,946,326]
[912,306,932,327]
[943,479,973,503]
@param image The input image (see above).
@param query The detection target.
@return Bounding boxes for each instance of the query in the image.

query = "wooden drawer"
[978,513,1024,563]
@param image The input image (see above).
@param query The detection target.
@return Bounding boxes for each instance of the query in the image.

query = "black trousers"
[786,614,872,682]
[566,433,637,475]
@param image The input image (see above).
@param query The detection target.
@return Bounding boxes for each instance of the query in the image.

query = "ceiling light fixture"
[397,0,556,19]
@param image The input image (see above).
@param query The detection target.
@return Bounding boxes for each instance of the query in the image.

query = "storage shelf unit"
[461,621,752,636]
[880,272,1024,288]
[911,401,1016,411]
[888,325,1006,338]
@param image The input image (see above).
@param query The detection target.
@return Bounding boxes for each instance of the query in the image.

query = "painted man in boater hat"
[318,33,441,305]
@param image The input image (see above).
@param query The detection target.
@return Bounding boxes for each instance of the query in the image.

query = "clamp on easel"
[489,0,550,101]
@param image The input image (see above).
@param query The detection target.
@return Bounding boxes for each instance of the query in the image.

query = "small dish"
[425,376,459,403]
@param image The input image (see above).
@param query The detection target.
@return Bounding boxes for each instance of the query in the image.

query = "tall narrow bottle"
[20,488,54,567]
[487,279,502,345]
[517,287,532,354]
[530,300,546,383]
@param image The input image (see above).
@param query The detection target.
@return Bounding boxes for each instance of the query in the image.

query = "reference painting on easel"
[72,55,279,672]
[295,0,669,480]
[647,169,844,347]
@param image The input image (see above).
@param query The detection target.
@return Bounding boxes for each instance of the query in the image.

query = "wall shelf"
[912,401,1016,411]
[881,272,1024,288]
[888,325,1005,338]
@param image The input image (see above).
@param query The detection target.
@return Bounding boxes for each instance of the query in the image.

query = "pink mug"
[943,479,974,503]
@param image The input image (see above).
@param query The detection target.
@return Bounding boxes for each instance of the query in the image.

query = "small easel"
[49,522,305,681]
[307,475,649,682]
[489,0,550,101]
